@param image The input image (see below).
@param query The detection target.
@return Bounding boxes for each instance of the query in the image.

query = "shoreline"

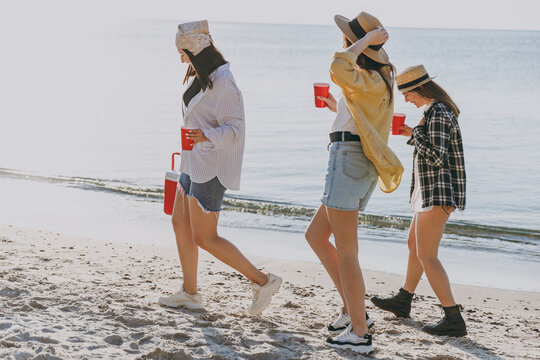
[1,224,539,359]
[1,175,539,293]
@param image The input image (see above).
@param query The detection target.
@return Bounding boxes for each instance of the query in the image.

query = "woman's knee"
[335,244,358,260]
[192,234,217,251]
[305,227,327,247]
[416,250,438,267]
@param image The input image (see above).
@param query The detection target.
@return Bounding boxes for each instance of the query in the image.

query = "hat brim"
[398,76,437,93]
[334,14,389,65]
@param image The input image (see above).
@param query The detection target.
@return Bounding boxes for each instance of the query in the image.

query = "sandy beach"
[0,223,538,359]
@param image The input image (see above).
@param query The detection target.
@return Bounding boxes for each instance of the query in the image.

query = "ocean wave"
[1,168,539,246]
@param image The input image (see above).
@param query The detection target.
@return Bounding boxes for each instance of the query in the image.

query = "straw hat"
[176,20,212,55]
[334,12,389,64]
[396,65,437,92]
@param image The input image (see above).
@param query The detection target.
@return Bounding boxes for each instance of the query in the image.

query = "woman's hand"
[317,92,337,113]
[347,27,388,56]
[400,117,425,137]
[186,129,210,144]
[365,27,389,46]
[400,124,412,137]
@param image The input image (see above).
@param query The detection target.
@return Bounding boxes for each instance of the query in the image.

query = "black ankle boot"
[370,288,414,318]
[422,304,467,337]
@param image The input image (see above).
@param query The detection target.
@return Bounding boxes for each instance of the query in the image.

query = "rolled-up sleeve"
[202,80,245,149]
[330,51,369,92]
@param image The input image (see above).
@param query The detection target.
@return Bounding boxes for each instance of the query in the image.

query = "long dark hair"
[182,44,227,91]
[410,81,460,117]
[345,37,394,106]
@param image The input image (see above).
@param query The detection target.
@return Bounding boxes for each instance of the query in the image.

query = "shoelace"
[336,324,354,340]
[336,325,369,342]
[434,304,464,324]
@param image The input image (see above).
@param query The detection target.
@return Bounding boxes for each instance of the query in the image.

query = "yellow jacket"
[330,51,403,193]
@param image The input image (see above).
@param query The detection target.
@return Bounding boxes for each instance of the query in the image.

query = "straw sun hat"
[334,12,389,64]
[396,65,437,92]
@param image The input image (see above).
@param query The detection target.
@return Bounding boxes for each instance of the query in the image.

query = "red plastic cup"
[313,82,330,108]
[392,113,406,135]
[181,127,195,151]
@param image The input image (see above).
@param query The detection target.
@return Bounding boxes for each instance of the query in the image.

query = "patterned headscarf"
[175,20,212,55]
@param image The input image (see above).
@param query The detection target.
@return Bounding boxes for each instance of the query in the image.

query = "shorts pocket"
[342,150,370,181]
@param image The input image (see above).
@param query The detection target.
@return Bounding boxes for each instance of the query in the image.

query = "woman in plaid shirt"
[371,65,467,337]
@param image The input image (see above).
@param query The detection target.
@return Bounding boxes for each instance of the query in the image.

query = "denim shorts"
[179,173,226,212]
[321,141,378,211]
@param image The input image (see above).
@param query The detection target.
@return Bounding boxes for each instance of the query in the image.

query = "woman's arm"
[346,27,388,57]
[329,28,388,92]
[201,80,244,148]
[410,110,452,167]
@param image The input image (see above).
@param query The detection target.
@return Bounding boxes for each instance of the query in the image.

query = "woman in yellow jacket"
[305,12,403,354]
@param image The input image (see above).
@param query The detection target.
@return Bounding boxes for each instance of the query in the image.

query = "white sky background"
[2,0,539,31]
[171,0,540,30]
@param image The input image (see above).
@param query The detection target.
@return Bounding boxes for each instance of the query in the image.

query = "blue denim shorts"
[179,173,226,212]
[321,141,378,211]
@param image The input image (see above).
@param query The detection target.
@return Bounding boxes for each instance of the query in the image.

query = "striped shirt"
[179,63,245,190]
[407,101,466,210]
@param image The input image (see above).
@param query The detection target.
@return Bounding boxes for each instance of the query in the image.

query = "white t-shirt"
[410,154,433,213]
[330,96,358,134]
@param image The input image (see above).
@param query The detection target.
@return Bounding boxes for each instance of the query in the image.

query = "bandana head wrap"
[175,20,212,55]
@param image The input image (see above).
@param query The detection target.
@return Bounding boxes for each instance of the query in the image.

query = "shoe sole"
[158,299,204,310]
[326,341,374,354]
[422,327,467,337]
[248,276,282,316]
[328,318,374,335]
[370,298,410,318]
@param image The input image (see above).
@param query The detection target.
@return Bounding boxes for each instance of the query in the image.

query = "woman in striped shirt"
[371,65,467,337]
[158,20,282,315]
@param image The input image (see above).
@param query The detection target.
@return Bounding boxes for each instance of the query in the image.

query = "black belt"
[329,131,360,143]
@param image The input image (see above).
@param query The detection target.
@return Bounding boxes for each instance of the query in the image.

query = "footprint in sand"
[104,335,123,346]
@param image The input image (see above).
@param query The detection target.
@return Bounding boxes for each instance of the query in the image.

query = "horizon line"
[149,18,540,33]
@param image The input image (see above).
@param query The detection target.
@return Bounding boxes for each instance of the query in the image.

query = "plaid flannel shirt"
[407,101,466,210]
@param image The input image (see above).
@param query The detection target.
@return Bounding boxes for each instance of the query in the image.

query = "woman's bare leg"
[402,214,423,293]
[326,206,367,336]
[305,204,348,312]
[188,197,267,286]
[171,187,198,294]
[415,206,456,307]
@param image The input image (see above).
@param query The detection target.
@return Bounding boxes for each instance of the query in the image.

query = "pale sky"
[170,0,540,31]
[3,0,539,31]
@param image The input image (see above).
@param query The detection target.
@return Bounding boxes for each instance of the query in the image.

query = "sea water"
[1,19,539,291]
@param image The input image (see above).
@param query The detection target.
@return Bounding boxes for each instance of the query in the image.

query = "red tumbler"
[164,152,181,215]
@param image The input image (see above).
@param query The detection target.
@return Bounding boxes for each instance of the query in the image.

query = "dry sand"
[0,224,539,359]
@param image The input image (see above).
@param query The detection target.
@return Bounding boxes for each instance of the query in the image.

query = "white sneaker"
[158,287,203,309]
[326,324,374,354]
[248,273,282,315]
[328,309,374,334]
